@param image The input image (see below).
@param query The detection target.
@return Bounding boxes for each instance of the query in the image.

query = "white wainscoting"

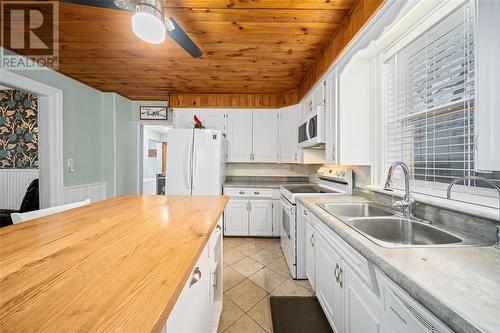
[64,182,107,204]
[0,169,39,209]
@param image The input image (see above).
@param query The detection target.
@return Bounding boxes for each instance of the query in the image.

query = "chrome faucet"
[384,161,415,218]
[447,176,500,249]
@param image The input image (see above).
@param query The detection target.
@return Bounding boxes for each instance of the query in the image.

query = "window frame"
[372,0,499,210]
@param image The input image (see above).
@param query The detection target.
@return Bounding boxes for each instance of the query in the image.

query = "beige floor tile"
[235,242,262,256]
[248,267,287,293]
[249,248,283,266]
[247,295,273,333]
[293,278,313,291]
[264,244,284,258]
[271,279,314,297]
[218,296,245,332]
[224,237,250,248]
[247,237,279,248]
[225,279,268,312]
[232,257,264,277]
[224,248,246,265]
[267,257,292,278]
[223,314,267,333]
[223,266,246,292]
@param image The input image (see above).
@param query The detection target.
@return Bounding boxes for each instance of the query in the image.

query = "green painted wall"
[115,94,137,195]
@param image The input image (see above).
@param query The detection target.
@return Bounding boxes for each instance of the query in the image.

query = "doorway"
[0,70,64,208]
[139,125,169,195]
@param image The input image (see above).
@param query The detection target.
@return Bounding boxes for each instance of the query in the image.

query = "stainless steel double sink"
[318,202,467,247]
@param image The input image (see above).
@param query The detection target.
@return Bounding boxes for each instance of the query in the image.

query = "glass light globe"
[132,12,166,44]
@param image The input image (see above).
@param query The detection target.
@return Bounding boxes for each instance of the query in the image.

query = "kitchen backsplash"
[0,89,38,169]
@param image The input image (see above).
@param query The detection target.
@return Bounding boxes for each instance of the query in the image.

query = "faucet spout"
[384,161,414,218]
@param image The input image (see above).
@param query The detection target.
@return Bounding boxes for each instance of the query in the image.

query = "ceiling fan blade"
[166,18,203,58]
[61,0,131,11]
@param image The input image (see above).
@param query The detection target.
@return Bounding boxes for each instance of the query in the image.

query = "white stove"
[279,166,353,279]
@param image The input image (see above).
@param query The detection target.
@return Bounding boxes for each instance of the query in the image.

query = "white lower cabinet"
[224,200,249,236]
[304,218,315,291]
[310,213,454,333]
[249,200,273,236]
[165,218,223,333]
[343,262,384,333]
[315,231,343,333]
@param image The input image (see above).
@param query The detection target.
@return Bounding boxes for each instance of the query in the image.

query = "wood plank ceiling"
[54,0,358,100]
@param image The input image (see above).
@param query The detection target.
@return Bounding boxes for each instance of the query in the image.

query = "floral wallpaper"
[0,90,38,169]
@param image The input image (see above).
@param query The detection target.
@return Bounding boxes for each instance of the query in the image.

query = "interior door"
[315,232,343,333]
[224,200,249,236]
[249,200,273,236]
[192,130,222,195]
[226,110,253,162]
[166,129,193,195]
[252,110,278,162]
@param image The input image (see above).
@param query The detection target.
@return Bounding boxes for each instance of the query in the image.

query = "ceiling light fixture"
[131,0,166,44]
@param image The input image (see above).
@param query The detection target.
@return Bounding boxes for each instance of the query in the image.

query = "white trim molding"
[64,182,106,204]
[0,69,64,208]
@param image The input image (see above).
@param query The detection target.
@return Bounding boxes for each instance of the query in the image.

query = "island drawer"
[224,187,273,198]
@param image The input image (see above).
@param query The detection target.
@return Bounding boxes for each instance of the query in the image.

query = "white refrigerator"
[166,129,226,195]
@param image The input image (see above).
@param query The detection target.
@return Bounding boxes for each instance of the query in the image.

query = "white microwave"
[298,105,326,148]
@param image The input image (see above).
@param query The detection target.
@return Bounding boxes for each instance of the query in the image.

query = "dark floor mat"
[270,296,333,333]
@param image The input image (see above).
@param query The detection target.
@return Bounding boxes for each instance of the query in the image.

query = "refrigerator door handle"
[192,137,197,190]
[185,136,192,191]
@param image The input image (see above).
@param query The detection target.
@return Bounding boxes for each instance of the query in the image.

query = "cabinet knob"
[189,267,202,287]
[239,191,245,195]
[254,191,260,195]
[215,225,222,233]
[303,209,308,216]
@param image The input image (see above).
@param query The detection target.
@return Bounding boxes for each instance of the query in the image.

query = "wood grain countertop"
[0,195,228,332]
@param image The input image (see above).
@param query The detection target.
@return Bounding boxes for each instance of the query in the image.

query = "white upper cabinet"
[173,109,197,128]
[312,80,327,111]
[476,0,500,171]
[227,110,253,162]
[325,69,337,165]
[198,109,226,132]
[253,110,278,162]
[278,105,299,163]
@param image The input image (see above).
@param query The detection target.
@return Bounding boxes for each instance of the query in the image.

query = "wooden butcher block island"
[0,195,228,333]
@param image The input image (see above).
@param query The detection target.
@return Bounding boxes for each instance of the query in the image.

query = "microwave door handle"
[305,118,311,140]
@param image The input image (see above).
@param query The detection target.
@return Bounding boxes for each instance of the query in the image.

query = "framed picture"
[140,106,167,120]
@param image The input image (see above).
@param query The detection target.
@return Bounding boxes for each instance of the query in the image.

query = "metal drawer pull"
[215,225,221,232]
[338,267,343,288]
[310,234,314,247]
[254,191,260,195]
[334,264,339,282]
[239,191,245,195]
[189,267,202,287]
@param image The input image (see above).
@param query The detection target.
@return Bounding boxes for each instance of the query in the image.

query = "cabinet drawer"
[224,187,273,198]
[316,222,375,290]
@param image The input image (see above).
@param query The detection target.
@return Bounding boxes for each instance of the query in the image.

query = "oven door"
[280,196,296,278]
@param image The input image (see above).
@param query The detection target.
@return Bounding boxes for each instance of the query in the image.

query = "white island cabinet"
[164,218,223,333]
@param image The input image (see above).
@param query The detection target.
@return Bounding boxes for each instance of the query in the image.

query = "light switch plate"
[67,158,75,173]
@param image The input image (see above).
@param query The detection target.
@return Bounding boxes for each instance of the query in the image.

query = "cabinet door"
[278,105,299,163]
[315,232,343,333]
[272,199,281,237]
[198,109,226,132]
[305,220,316,291]
[226,110,253,162]
[174,109,197,128]
[249,200,273,236]
[165,246,210,333]
[343,262,384,333]
[325,70,338,165]
[224,200,249,236]
[252,110,278,162]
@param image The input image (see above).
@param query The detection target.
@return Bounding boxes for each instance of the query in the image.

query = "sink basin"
[320,203,395,218]
[349,218,464,247]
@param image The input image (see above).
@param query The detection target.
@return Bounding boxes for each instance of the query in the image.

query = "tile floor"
[219,237,313,333]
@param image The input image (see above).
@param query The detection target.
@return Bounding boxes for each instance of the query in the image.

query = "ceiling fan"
[62,0,203,58]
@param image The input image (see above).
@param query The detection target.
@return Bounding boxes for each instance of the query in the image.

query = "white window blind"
[382,1,500,194]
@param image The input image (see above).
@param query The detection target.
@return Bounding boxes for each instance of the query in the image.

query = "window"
[383,1,499,206]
